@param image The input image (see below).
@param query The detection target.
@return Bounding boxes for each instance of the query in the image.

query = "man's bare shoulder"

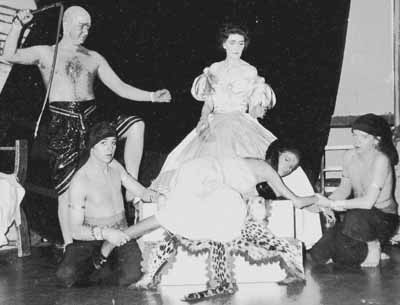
[341,149,357,171]
[373,151,391,169]
[80,47,104,62]
[55,45,102,61]
[109,159,125,175]
[28,45,53,58]
[69,166,90,191]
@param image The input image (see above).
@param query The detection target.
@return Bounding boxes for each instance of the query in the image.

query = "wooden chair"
[0,139,31,257]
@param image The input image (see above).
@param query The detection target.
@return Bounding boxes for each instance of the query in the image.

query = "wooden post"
[394,0,400,126]
[392,0,400,245]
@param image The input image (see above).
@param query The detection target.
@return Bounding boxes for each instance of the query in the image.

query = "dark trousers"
[56,239,143,287]
[310,208,399,266]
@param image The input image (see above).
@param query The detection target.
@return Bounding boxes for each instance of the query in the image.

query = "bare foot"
[129,274,158,290]
[361,240,381,267]
[278,276,306,286]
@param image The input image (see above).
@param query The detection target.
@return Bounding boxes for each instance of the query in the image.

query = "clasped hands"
[314,193,348,227]
[141,188,163,203]
[102,227,130,247]
[315,194,346,211]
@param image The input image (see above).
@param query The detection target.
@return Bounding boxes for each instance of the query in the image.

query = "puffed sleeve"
[191,67,215,101]
[248,77,277,118]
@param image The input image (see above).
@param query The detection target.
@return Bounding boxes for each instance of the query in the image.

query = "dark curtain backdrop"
[0,0,350,184]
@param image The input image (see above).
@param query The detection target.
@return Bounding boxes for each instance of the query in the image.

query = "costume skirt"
[47,100,143,195]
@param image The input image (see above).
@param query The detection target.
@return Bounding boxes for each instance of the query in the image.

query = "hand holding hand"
[330,200,347,212]
[142,188,160,202]
[315,193,332,208]
[152,89,171,103]
[315,194,346,211]
[102,228,130,247]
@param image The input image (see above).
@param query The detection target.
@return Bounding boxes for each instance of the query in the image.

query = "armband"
[68,203,85,210]
[150,92,155,103]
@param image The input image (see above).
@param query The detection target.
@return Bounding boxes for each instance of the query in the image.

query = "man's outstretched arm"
[96,52,171,103]
[1,10,42,65]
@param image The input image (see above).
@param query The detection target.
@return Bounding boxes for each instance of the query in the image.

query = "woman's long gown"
[143,157,305,288]
[156,157,255,242]
[152,61,277,192]
[150,61,321,248]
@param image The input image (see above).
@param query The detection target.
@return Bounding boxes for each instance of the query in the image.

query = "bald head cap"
[63,6,91,33]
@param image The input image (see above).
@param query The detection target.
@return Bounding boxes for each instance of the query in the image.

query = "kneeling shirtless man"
[56,122,159,287]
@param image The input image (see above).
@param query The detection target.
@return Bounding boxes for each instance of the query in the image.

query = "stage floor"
[2,245,400,305]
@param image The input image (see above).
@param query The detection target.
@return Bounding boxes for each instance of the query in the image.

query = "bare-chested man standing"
[55,121,158,287]
[1,6,171,246]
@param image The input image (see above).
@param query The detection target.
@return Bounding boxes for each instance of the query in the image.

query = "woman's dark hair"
[352,113,399,165]
[218,23,250,50]
[257,139,301,200]
[265,139,302,172]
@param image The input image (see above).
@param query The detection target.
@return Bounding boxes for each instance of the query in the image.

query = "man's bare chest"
[347,158,374,191]
[41,52,98,78]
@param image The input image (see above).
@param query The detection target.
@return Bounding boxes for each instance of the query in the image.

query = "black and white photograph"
[1,0,400,304]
